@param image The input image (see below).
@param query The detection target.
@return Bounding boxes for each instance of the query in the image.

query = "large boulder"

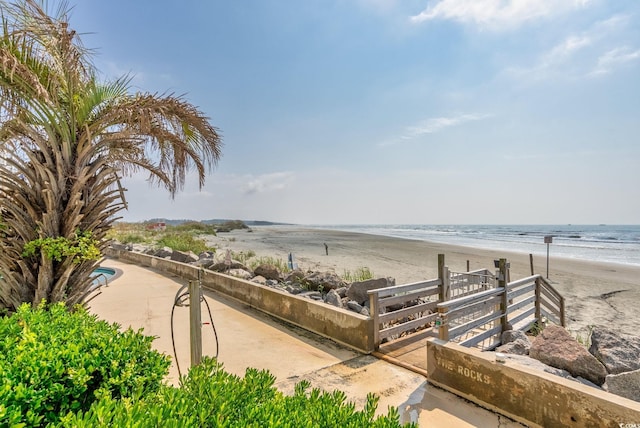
[325,289,344,308]
[303,271,345,292]
[604,369,640,402]
[209,261,250,273]
[589,326,640,375]
[529,325,607,385]
[154,246,173,258]
[496,330,532,355]
[346,277,395,306]
[284,269,305,283]
[170,250,199,264]
[227,269,253,280]
[254,264,282,281]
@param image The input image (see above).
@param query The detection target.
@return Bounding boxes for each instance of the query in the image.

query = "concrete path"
[88,258,523,427]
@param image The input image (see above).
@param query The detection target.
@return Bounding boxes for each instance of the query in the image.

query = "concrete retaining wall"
[105,249,375,353]
[426,339,640,427]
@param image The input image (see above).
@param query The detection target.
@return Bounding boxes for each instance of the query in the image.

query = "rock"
[497,330,531,355]
[193,257,215,269]
[496,338,530,356]
[604,369,640,402]
[284,269,305,283]
[359,307,370,316]
[251,275,267,285]
[227,269,253,280]
[347,301,364,313]
[501,330,530,345]
[325,289,343,308]
[502,354,601,388]
[335,286,348,298]
[346,277,395,305]
[254,264,282,281]
[529,325,608,385]
[589,326,640,375]
[198,251,215,259]
[299,291,323,301]
[303,271,345,292]
[285,285,304,294]
[209,261,250,273]
[170,250,199,263]
[154,246,173,258]
[110,242,129,251]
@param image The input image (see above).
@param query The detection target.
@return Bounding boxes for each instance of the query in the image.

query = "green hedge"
[1,304,414,428]
[61,357,415,427]
[0,303,170,427]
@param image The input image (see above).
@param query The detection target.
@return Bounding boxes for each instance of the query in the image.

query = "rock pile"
[111,243,396,317]
[497,324,640,402]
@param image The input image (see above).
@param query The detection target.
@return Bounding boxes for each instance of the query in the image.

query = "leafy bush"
[156,232,211,254]
[60,358,414,427]
[215,220,249,233]
[0,303,170,427]
[22,230,101,263]
[118,233,148,244]
[169,222,217,235]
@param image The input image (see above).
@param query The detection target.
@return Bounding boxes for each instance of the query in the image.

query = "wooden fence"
[367,255,565,350]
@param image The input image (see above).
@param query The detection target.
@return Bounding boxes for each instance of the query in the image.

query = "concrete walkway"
[88,258,523,427]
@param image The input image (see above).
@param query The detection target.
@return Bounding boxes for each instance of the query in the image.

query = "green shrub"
[343,267,375,283]
[118,233,148,244]
[248,256,291,273]
[61,357,414,427]
[169,222,217,235]
[0,303,170,427]
[156,232,211,254]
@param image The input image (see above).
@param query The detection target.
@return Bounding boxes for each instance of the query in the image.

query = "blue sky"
[71,0,640,224]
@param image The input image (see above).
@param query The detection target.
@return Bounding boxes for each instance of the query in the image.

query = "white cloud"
[379,113,491,146]
[243,172,295,195]
[504,14,637,81]
[410,0,590,30]
[589,46,640,76]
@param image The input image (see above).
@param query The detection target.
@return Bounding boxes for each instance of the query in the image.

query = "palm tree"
[0,0,222,312]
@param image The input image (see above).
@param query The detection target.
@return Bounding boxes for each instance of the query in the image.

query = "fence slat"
[378,301,438,324]
[368,278,442,299]
[379,313,439,339]
[448,311,504,339]
[378,286,440,309]
[458,325,502,349]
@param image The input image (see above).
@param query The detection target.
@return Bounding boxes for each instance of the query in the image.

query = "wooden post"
[189,280,202,368]
[466,259,470,272]
[560,296,566,327]
[534,276,541,322]
[529,253,535,276]
[438,254,450,302]
[499,258,509,333]
[369,291,380,350]
[437,306,449,341]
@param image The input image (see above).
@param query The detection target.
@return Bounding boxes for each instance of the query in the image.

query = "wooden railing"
[368,278,441,346]
[368,255,565,350]
[436,263,565,350]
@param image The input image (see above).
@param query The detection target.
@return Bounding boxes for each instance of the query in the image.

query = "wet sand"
[205,226,640,337]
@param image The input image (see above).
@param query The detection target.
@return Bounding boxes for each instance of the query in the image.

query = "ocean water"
[311,224,640,267]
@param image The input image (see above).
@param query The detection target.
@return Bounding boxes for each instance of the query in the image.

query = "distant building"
[146,222,166,231]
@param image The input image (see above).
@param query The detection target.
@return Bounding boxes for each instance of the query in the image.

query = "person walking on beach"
[324,243,329,256]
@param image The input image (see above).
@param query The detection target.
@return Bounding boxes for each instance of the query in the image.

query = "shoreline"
[205,226,640,337]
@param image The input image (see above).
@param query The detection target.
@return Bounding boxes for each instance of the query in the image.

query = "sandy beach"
[206,226,640,337]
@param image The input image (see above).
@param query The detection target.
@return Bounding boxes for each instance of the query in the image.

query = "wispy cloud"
[410,0,590,30]
[380,113,491,146]
[589,46,640,76]
[243,172,295,195]
[505,14,637,81]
